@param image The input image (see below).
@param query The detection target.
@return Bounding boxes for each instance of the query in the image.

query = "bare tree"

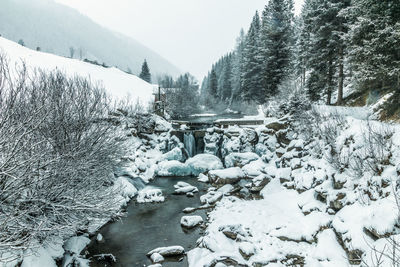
[0,53,125,261]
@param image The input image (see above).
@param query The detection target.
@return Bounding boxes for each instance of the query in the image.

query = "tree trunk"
[326,60,333,105]
[337,46,344,105]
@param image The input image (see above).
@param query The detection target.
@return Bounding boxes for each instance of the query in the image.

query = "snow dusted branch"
[0,54,124,261]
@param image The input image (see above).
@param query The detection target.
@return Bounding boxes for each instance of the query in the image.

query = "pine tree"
[347,0,400,96]
[301,0,350,104]
[139,59,152,83]
[230,29,246,104]
[241,11,263,103]
[209,68,218,99]
[218,54,233,102]
[260,0,295,100]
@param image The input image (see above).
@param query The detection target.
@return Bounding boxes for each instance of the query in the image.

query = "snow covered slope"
[0,0,181,76]
[0,37,155,105]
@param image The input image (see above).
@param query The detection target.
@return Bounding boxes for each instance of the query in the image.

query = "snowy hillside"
[0,37,155,105]
[0,0,181,76]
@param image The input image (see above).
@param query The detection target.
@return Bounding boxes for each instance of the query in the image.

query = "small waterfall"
[184,132,196,157]
[123,176,146,190]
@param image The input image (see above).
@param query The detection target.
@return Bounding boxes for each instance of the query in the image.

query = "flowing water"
[86,177,208,267]
[184,133,196,157]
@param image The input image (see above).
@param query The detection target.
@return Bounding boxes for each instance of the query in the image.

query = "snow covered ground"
[0,37,155,106]
[186,105,400,267]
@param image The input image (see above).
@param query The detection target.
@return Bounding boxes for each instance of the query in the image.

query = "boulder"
[160,147,184,162]
[224,152,260,168]
[186,154,223,176]
[137,189,165,203]
[156,160,191,177]
[147,246,185,257]
[249,174,271,193]
[208,167,246,185]
[174,181,198,195]
[150,253,164,263]
[180,216,203,228]
[200,191,223,205]
[265,120,289,132]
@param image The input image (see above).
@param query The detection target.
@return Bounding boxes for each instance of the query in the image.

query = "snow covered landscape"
[1,0,400,266]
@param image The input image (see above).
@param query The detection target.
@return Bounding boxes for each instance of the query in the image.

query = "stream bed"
[86,176,209,267]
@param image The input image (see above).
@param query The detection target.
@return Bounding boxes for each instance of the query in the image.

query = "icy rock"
[180,215,203,228]
[198,173,209,183]
[186,154,223,176]
[64,236,90,255]
[225,152,260,168]
[150,253,164,263]
[137,188,165,203]
[160,147,184,162]
[147,264,162,267]
[208,167,246,185]
[147,246,185,257]
[156,160,191,177]
[200,191,223,204]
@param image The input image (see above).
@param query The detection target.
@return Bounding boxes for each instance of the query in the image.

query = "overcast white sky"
[56,0,304,79]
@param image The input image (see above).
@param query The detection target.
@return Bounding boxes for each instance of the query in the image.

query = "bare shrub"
[350,121,394,177]
[0,54,123,260]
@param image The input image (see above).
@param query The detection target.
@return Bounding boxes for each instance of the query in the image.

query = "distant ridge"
[0,0,181,77]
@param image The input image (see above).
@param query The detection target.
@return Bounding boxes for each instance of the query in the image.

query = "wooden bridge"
[171,119,265,130]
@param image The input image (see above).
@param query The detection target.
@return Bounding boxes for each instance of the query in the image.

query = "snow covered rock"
[200,191,223,205]
[174,181,198,195]
[238,242,255,260]
[186,154,223,176]
[180,215,203,228]
[249,174,271,193]
[150,253,164,263]
[156,160,191,177]
[160,147,184,162]
[208,167,246,185]
[225,152,260,168]
[217,184,235,195]
[96,234,104,243]
[147,246,185,257]
[153,115,171,132]
[114,176,138,199]
[137,188,165,203]
[265,120,289,132]
[63,236,90,255]
[242,159,267,178]
[198,173,209,183]
[147,264,162,267]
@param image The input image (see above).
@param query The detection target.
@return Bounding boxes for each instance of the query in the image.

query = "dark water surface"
[87,177,208,267]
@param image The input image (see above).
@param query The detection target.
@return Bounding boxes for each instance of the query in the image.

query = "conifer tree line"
[201,0,400,108]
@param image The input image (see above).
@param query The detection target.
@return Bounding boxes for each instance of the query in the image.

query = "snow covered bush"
[0,55,124,261]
